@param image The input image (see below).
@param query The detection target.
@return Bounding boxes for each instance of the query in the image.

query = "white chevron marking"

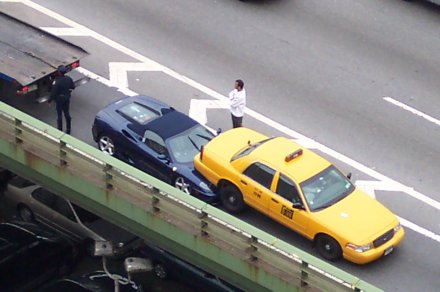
[189,99,228,125]
[108,62,162,88]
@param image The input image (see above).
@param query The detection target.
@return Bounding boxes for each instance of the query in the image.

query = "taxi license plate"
[384,246,394,256]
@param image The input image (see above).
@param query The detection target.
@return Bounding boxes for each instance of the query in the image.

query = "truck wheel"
[220,183,245,213]
[98,135,115,156]
[315,234,342,261]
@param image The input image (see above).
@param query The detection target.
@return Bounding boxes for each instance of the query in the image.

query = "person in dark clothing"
[48,65,75,134]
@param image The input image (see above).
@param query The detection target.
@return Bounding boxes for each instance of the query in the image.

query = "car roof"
[247,137,331,183]
[145,110,198,140]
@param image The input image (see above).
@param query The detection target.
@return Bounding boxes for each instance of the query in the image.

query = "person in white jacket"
[228,79,246,128]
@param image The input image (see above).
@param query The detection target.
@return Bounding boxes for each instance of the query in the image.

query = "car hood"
[84,219,137,245]
[312,188,399,244]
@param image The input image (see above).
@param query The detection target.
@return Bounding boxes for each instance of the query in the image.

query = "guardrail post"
[14,119,23,144]
[151,187,160,213]
[248,236,258,262]
[199,211,209,237]
[59,141,67,166]
[103,163,113,190]
[300,261,309,288]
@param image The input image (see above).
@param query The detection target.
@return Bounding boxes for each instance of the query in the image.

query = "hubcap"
[175,177,190,194]
[228,194,236,204]
[99,136,114,155]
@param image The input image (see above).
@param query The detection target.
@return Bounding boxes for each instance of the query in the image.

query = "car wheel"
[98,135,115,156]
[153,263,168,279]
[17,204,34,222]
[220,183,245,214]
[315,234,342,261]
[174,177,191,194]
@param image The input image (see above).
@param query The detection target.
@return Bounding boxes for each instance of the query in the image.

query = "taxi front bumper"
[343,227,405,265]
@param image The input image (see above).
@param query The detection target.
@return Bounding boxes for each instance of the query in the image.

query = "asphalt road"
[1,0,439,291]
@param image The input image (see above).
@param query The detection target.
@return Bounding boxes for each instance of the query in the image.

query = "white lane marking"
[109,62,162,88]
[384,97,440,127]
[189,99,228,125]
[13,1,440,225]
[399,217,440,243]
[354,180,406,200]
[39,27,88,36]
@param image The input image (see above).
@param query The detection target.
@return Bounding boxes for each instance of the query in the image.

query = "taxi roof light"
[285,149,303,162]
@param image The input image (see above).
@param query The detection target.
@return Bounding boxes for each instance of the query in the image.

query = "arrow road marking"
[189,99,228,125]
[109,62,162,88]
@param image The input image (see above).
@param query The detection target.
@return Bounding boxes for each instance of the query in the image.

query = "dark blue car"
[92,95,218,203]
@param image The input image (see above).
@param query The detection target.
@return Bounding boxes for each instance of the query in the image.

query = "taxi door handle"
[240,180,247,185]
[271,198,279,203]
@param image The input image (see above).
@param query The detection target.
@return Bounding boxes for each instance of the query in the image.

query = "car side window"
[276,173,302,204]
[32,188,57,209]
[243,162,275,190]
[52,197,76,221]
[8,176,35,188]
[143,130,168,155]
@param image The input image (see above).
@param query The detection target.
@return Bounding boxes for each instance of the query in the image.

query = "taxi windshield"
[300,165,354,212]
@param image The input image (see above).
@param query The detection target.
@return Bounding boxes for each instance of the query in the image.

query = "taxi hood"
[312,188,398,244]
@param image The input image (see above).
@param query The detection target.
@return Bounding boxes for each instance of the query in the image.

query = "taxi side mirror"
[347,172,352,180]
[292,201,304,210]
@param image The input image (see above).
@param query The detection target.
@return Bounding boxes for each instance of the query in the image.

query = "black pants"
[56,100,71,134]
[231,114,243,128]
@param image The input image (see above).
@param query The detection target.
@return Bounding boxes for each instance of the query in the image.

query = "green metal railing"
[0,101,381,292]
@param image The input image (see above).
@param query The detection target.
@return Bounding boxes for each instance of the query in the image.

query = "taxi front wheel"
[220,183,245,214]
[315,234,342,261]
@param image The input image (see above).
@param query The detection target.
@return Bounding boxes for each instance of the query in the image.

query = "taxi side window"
[243,162,275,189]
[276,173,301,204]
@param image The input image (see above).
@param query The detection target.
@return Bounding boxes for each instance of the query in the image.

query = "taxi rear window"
[117,102,160,125]
[231,138,273,162]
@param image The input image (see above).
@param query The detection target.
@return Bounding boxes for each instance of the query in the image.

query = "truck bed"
[0,11,88,86]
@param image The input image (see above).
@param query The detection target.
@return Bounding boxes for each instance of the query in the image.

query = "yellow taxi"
[194,127,404,264]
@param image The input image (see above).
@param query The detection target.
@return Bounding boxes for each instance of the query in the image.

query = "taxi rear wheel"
[315,234,342,261]
[220,183,245,214]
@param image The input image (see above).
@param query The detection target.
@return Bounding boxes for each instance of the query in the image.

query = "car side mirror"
[347,172,352,180]
[216,128,222,135]
[157,153,170,163]
[292,201,304,210]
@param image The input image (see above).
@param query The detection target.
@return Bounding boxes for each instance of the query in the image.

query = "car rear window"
[117,102,160,124]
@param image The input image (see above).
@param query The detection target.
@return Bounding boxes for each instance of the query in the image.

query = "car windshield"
[167,125,214,163]
[300,165,354,212]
